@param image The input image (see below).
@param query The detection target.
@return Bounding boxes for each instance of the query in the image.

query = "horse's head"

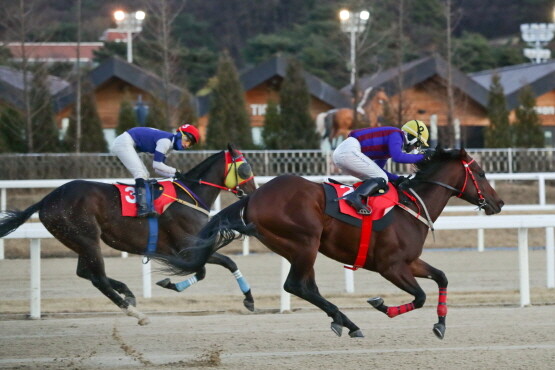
[413,148,504,215]
[224,144,257,198]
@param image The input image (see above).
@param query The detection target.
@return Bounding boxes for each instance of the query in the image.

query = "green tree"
[261,100,282,148]
[205,51,253,149]
[30,67,60,153]
[484,73,511,148]
[0,106,26,153]
[513,86,544,148]
[64,80,107,152]
[145,98,168,130]
[278,59,320,149]
[116,97,137,136]
[175,90,197,126]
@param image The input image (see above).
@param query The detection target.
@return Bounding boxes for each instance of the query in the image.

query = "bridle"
[198,151,254,198]
[424,159,487,210]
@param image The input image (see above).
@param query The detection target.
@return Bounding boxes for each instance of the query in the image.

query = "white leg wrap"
[122,306,150,326]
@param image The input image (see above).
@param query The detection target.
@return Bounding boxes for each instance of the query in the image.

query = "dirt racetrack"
[1,249,555,369]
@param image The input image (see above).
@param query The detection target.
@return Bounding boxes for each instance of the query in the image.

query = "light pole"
[520,20,554,63]
[339,9,370,125]
[113,10,146,63]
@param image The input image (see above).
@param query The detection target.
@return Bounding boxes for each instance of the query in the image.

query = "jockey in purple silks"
[332,120,433,215]
[111,124,200,218]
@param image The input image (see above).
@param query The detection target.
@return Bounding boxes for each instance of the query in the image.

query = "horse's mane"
[409,148,465,186]
[184,150,224,179]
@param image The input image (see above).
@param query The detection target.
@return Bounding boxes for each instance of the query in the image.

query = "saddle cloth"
[322,181,399,229]
[115,180,177,217]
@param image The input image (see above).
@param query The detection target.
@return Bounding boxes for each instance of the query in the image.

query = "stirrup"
[357,207,372,215]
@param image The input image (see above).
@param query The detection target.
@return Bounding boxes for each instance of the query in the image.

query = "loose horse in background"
[153,148,503,338]
[0,144,257,325]
[315,87,389,149]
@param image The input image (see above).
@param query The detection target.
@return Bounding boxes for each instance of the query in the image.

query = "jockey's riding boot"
[344,178,388,215]
[135,178,158,218]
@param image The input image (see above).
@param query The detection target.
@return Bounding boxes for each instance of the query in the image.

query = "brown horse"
[152,148,503,338]
[0,144,257,325]
[316,88,389,149]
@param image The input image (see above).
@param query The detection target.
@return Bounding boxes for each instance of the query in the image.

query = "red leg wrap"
[386,303,415,318]
[437,287,448,317]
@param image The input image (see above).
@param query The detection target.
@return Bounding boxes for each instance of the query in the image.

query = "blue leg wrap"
[233,270,250,293]
[174,275,198,292]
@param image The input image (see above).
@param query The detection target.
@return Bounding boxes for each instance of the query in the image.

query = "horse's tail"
[0,200,44,238]
[148,196,256,276]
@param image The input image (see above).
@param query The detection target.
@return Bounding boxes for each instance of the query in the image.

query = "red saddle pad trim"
[327,182,399,270]
[115,181,177,217]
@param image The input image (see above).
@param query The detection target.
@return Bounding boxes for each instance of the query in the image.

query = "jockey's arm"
[152,139,177,178]
[388,133,425,163]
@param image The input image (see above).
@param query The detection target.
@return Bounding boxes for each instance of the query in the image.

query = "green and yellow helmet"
[401,120,429,147]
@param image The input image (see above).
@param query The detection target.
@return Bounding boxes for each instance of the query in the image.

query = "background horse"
[0,144,256,325]
[153,148,503,338]
[315,87,389,150]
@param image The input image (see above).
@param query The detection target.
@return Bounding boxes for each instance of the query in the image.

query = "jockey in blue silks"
[111,124,200,218]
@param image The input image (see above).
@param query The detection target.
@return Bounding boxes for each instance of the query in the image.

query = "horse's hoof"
[433,323,446,339]
[243,298,255,312]
[367,297,384,308]
[156,278,171,288]
[330,322,343,337]
[138,317,150,326]
[349,329,364,338]
[125,297,137,307]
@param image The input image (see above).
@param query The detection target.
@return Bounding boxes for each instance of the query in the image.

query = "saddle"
[322,180,398,229]
[114,180,176,217]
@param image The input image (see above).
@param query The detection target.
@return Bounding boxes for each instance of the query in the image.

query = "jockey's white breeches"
[332,137,388,182]
[111,132,149,179]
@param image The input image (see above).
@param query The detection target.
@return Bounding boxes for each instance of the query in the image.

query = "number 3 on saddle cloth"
[115,181,177,217]
[323,181,400,270]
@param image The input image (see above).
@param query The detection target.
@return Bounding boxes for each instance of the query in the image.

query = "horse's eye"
[479,172,485,178]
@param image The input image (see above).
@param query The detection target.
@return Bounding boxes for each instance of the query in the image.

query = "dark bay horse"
[152,148,503,338]
[0,144,256,325]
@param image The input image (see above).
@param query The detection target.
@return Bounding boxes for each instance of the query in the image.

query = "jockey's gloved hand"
[174,170,183,179]
[423,148,435,160]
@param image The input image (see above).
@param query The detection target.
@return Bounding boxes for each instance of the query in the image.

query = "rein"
[423,159,487,210]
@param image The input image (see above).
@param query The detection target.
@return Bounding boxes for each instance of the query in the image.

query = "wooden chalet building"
[196,56,350,145]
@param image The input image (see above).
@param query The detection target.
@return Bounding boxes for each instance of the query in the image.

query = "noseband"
[425,159,487,210]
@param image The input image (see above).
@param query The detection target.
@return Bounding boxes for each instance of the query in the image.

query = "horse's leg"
[79,250,149,325]
[157,252,255,312]
[410,258,449,339]
[283,252,363,338]
[367,262,426,321]
[76,256,136,307]
[207,253,254,311]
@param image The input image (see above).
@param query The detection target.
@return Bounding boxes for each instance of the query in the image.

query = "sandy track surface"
[1,249,555,369]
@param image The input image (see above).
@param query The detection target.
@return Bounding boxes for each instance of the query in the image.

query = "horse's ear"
[227,143,236,154]
[435,143,444,153]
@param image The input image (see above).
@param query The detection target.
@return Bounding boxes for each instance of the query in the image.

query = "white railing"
[1,173,554,259]
[4,214,554,318]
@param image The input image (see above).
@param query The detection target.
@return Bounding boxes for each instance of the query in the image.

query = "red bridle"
[198,151,254,198]
[426,159,487,209]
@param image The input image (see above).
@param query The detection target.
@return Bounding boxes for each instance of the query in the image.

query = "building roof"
[0,66,70,110]
[469,60,555,109]
[354,55,490,108]
[197,56,351,117]
[6,42,103,63]
[54,56,187,112]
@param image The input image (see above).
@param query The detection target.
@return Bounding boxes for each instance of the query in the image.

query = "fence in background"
[0,148,554,179]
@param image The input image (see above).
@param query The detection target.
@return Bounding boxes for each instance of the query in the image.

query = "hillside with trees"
[1,0,552,94]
